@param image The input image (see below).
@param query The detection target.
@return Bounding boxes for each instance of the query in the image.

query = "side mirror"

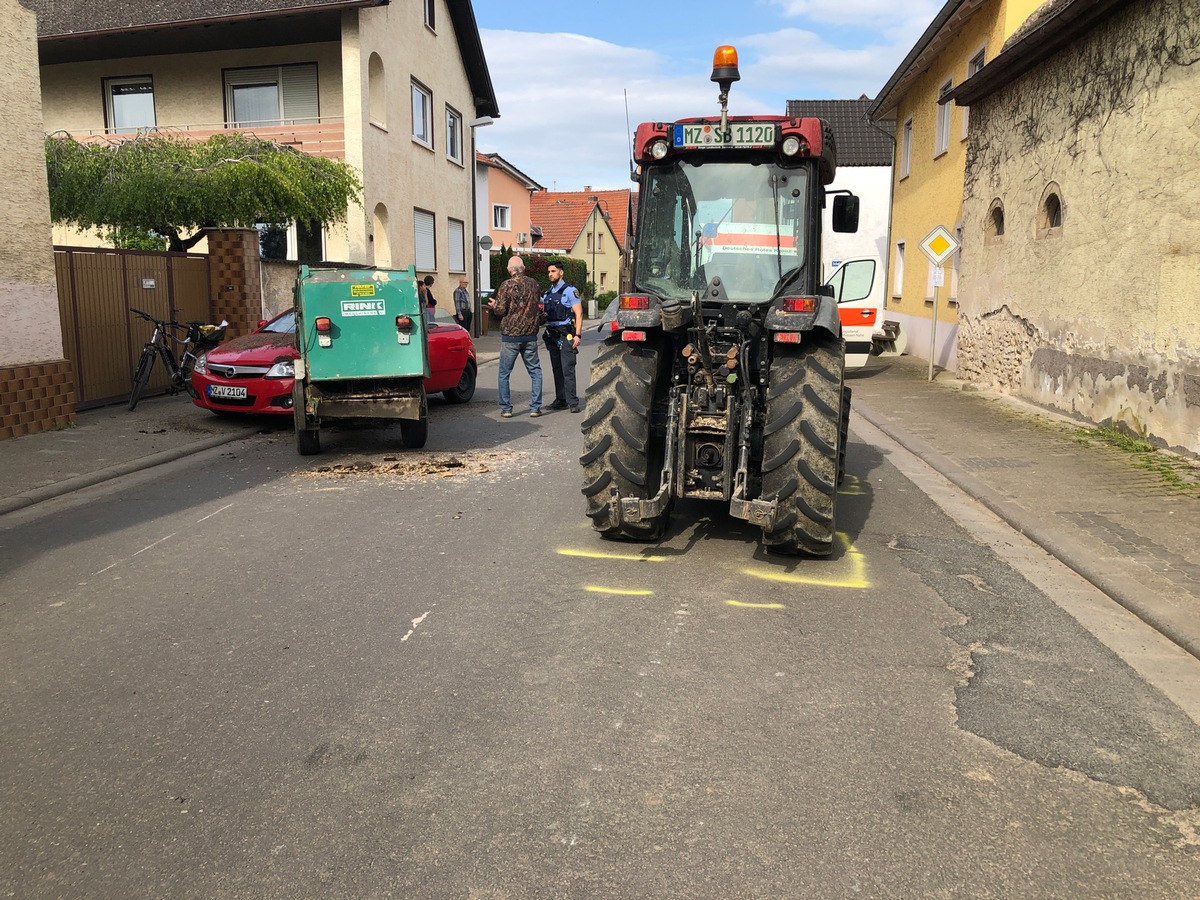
[818,284,835,299]
[832,195,860,233]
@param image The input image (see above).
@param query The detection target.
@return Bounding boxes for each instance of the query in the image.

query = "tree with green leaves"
[45,131,363,252]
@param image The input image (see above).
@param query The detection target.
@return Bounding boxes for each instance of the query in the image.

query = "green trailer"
[292,265,430,455]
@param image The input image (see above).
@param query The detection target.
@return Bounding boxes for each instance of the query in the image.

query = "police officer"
[541,263,584,412]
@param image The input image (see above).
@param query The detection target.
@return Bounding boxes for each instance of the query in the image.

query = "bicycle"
[128,308,228,411]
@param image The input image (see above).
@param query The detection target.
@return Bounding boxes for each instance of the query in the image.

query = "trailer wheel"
[293,382,320,456]
[400,392,428,449]
[580,338,670,541]
[760,336,844,556]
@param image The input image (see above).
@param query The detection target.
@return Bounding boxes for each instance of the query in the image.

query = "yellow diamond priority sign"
[920,225,959,267]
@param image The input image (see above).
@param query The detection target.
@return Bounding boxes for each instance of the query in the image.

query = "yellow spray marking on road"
[558,548,669,562]
[585,586,655,597]
[741,533,870,589]
[725,600,786,610]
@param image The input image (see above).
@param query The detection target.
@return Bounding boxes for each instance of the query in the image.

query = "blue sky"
[473,0,941,191]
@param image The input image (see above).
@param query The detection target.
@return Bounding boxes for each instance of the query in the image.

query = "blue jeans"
[498,339,542,413]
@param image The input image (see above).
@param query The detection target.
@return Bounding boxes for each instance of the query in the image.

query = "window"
[448,218,466,273]
[963,47,985,137]
[368,53,386,129]
[987,200,1005,244]
[597,231,604,252]
[445,106,463,165]
[423,0,435,29]
[105,76,156,133]
[256,221,324,262]
[414,208,436,270]
[935,79,953,156]
[492,205,511,230]
[586,232,593,253]
[1038,184,1064,239]
[893,241,905,297]
[225,64,318,127]
[599,273,607,290]
[412,80,433,147]
[901,117,913,178]
[827,259,876,303]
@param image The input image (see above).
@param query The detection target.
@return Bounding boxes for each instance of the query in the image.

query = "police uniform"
[541,279,582,411]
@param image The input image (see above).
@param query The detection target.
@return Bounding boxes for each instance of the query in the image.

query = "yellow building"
[869,0,1042,370]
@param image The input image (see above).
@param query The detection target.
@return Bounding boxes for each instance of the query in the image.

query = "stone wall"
[0,0,75,438]
[958,0,1200,454]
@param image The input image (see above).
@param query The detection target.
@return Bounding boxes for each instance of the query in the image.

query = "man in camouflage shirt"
[487,256,544,417]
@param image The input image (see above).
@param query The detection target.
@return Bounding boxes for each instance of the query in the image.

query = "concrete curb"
[0,428,257,517]
[853,400,1200,662]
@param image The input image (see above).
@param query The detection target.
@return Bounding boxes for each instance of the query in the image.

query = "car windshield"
[635,159,809,303]
[264,310,296,334]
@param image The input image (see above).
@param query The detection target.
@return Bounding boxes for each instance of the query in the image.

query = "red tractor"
[581,45,860,555]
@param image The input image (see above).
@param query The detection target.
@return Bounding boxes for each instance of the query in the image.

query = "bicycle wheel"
[179,352,200,399]
[128,346,156,411]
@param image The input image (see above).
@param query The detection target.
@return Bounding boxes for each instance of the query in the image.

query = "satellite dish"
[478,235,494,250]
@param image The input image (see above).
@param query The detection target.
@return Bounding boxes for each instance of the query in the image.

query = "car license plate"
[208,385,248,400]
[673,122,778,149]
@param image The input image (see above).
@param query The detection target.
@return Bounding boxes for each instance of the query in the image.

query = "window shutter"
[281,64,319,123]
[414,210,436,270]
[448,219,465,272]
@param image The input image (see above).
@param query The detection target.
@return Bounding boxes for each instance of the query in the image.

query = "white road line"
[132,533,177,556]
[197,503,234,523]
[401,610,431,642]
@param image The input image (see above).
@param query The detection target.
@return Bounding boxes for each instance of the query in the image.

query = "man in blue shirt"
[541,263,584,412]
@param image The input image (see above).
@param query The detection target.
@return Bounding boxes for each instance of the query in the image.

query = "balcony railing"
[56,118,347,160]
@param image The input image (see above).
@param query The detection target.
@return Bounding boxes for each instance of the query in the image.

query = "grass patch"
[1074,425,1199,491]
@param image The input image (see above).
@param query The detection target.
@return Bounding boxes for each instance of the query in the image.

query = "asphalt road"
[3,348,1200,898]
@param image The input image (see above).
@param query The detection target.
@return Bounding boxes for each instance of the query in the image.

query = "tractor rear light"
[622,330,648,342]
[315,317,333,333]
[620,295,651,310]
[396,315,414,331]
[774,332,802,344]
[782,297,817,314]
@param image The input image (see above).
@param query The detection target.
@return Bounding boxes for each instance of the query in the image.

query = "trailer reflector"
[773,332,802,344]
[622,330,648,342]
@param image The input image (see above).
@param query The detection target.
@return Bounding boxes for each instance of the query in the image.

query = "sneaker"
[548,400,568,410]
[500,410,513,418]
[570,405,583,413]
[529,409,542,418]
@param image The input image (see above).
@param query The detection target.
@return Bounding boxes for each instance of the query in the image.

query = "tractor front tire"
[580,339,670,541]
[760,337,845,556]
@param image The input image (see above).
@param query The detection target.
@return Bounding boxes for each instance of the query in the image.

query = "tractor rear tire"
[838,384,851,485]
[760,336,845,556]
[580,339,670,541]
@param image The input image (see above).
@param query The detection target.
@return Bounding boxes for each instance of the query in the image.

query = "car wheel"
[442,361,476,404]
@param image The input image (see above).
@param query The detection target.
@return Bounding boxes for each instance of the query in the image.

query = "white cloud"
[766,0,941,32]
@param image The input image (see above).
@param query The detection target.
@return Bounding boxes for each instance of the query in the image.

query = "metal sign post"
[919,226,960,382]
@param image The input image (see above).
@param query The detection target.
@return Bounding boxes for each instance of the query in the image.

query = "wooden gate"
[55,247,211,408]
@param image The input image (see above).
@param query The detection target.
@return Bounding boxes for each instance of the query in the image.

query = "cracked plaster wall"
[957,0,1200,454]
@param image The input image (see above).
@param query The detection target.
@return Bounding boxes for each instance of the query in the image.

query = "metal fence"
[55,247,211,408]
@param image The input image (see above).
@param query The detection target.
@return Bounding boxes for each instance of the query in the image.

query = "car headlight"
[193,353,207,375]
[265,360,295,379]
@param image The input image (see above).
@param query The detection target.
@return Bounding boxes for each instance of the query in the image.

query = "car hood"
[205,332,298,365]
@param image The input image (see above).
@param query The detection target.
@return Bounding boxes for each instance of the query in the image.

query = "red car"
[191,309,477,415]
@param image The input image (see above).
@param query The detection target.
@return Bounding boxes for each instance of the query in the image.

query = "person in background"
[487,256,543,418]
[453,276,473,334]
[420,275,437,324]
[540,262,584,412]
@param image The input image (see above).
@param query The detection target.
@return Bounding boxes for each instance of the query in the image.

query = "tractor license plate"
[673,122,778,149]
[208,385,248,400]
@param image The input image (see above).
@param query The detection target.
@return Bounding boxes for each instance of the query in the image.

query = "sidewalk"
[2,343,1196,659]
[850,355,1200,659]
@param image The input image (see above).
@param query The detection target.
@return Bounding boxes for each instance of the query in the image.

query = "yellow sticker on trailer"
[350,284,377,297]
